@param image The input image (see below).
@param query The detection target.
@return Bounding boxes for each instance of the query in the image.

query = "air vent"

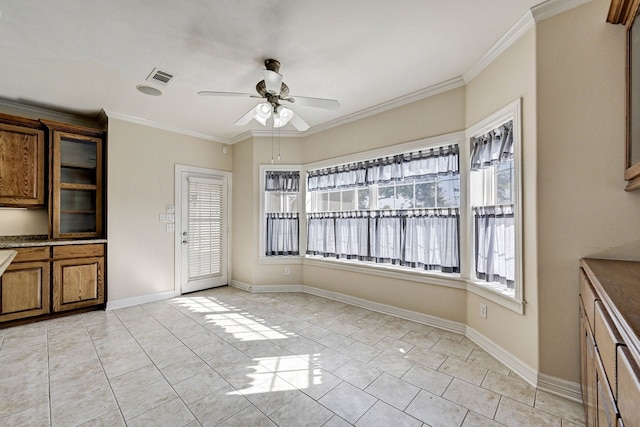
[146,67,175,87]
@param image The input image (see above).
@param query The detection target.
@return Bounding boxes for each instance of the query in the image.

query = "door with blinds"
[180,173,228,294]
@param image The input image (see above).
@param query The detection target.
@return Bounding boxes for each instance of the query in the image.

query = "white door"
[179,172,228,294]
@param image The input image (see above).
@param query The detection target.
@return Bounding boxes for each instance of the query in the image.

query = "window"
[306,145,460,274]
[468,105,521,303]
[264,170,300,256]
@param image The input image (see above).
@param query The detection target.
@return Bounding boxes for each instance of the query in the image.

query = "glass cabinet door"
[52,132,103,238]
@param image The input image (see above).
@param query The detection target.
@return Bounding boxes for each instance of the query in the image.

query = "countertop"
[0,249,18,277]
[0,235,107,249]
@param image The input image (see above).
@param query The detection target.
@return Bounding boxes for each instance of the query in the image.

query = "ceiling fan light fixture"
[274,105,293,128]
[254,102,272,126]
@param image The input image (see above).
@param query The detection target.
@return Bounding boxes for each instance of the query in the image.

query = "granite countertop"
[0,249,18,277]
[0,235,107,249]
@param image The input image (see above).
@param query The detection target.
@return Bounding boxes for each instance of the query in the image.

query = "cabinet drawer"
[597,355,620,427]
[580,269,600,330]
[53,244,104,259]
[12,246,51,263]
[617,347,640,427]
[595,301,624,398]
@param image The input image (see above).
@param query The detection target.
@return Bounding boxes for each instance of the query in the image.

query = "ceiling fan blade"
[289,111,310,131]
[234,107,256,126]
[198,91,253,97]
[286,96,340,110]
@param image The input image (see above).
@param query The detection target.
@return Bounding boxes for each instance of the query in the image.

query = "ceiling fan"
[198,59,340,131]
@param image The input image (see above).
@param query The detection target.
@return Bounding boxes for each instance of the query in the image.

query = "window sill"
[303,256,466,290]
[466,280,524,314]
[259,256,304,265]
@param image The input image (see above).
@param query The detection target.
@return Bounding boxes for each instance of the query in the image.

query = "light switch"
[166,204,175,214]
[166,223,175,232]
[159,213,174,222]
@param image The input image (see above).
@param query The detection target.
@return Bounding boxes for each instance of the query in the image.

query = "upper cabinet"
[42,120,105,239]
[608,0,640,190]
[0,115,45,207]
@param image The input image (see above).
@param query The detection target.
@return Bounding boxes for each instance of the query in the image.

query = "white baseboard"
[537,372,583,403]
[302,285,466,335]
[230,280,303,293]
[106,290,179,311]
[465,326,539,387]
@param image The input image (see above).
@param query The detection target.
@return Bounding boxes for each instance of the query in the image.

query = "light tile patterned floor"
[0,286,585,426]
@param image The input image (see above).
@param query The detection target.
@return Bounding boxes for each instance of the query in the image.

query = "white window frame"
[259,164,304,265]
[303,132,465,288]
[465,99,524,313]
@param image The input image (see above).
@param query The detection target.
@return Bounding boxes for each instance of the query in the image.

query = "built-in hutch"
[0,113,106,325]
[579,259,640,426]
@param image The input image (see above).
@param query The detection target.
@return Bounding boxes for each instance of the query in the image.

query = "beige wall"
[536,0,640,381]
[231,136,305,287]
[107,118,231,302]
[0,209,48,236]
[465,29,539,369]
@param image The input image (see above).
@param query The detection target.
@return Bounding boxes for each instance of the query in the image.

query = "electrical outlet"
[480,303,487,319]
[284,267,291,275]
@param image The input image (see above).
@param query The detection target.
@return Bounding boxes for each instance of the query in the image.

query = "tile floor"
[0,286,585,427]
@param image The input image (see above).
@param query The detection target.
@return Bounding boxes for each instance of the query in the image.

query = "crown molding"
[531,0,593,22]
[0,98,102,128]
[463,11,536,83]
[304,76,466,137]
[103,110,229,143]
[463,0,592,84]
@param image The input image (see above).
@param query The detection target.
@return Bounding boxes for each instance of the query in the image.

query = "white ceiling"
[0,0,558,142]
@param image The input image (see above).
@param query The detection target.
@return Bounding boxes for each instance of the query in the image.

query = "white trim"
[531,0,592,23]
[465,326,538,387]
[230,280,303,293]
[106,290,179,310]
[537,372,583,403]
[304,258,466,290]
[465,99,524,313]
[259,164,304,260]
[258,256,303,265]
[463,0,591,84]
[104,110,228,143]
[302,285,466,335]
[175,165,233,296]
[466,281,525,314]
[463,12,535,84]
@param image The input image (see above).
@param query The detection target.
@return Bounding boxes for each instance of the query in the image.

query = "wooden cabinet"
[43,121,104,239]
[52,244,104,312]
[0,116,45,207]
[580,259,640,426]
[0,247,50,322]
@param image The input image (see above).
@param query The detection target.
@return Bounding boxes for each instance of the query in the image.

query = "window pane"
[495,161,514,205]
[284,194,298,213]
[318,192,329,211]
[341,190,356,211]
[329,191,341,211]
[358,188,370,210]
[415,181,436,208]
[395,183,414,209]
[377,185,395,209]
[437,177,460,207]
[266,192,282,212]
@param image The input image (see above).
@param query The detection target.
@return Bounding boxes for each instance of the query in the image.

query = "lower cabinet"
[0,243,105,324]
[0,247,51,322]
[52,244,104,312]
